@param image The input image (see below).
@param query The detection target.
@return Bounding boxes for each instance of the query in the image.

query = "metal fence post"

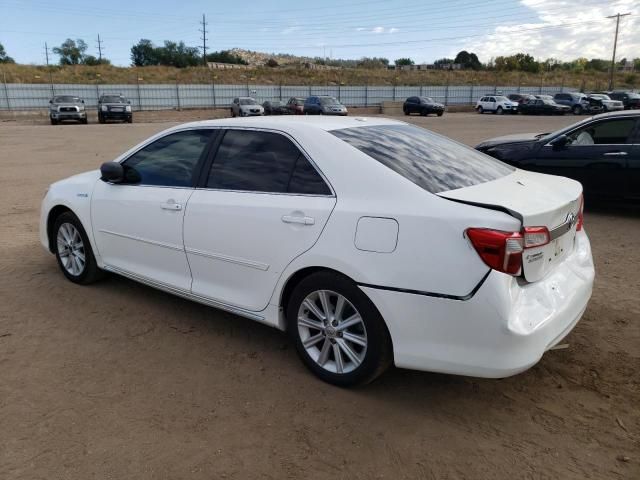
[176,80,181,110]
[309,85,312,96]
[469,83,474,105]
[212,80,216,108]
[365,83,368,107]
[279,83,282,101]
[539,72,543,94]
[2,70,10,111]
[444,74,450,106]
[136,77,142,111]
[393,84,396,101]
[338,84,341,102]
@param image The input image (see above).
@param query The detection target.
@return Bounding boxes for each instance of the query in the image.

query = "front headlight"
[100,105,108,112]
[125,105,132,112]
[78,105,85,111]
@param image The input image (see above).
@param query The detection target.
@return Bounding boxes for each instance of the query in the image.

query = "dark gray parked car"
[49,95,87,125]
[553,92,603,115]
[98,94,132,123]
[303,96,348,115]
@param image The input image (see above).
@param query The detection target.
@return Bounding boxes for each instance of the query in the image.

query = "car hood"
[476,133,541,149]
[53,103,82,107]
[102,103,128,107]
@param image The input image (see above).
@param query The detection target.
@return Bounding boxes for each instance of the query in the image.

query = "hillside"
[0,63,635,92]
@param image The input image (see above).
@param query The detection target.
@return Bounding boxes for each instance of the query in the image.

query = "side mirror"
[49,100,52,104]
[550,135,568,149]
[127,100,131,104]
[100,162,124,183]
[82,99,85,104]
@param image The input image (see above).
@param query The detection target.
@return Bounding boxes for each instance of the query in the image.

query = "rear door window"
[567,119,638,145]
[331,124,514,194]
[207,129,331,195]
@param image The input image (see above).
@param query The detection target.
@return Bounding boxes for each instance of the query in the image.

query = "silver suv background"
[49,95,87,125]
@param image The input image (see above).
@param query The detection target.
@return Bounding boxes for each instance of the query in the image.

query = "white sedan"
[40,117,595,386]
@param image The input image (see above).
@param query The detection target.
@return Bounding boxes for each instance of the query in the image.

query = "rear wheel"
[403,107,409,116]
[437,111,443,117]
[287,271,392,387]
[50,118,57,125]
[572,105,583,115]
[53,212,104,285]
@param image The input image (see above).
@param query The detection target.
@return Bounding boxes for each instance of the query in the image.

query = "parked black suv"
[98,94,132,123]
[607,91,640,110]
[403,96,445,116]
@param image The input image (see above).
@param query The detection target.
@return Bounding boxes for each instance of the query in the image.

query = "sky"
[0,0,638,66]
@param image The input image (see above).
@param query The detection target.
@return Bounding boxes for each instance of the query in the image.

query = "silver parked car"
[231,97,264,117]
[588,94,624,112]
[49,95,87,125]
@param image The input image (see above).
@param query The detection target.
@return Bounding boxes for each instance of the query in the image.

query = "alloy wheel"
[297,290,368,374]
[56,222,86,276]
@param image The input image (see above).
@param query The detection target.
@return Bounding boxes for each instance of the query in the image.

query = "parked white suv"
[476,96,519,114]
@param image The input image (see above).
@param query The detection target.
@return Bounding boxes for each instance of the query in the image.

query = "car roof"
[586,110,640,121]
[167,116,404,133]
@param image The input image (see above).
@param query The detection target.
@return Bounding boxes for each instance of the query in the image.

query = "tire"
[572,105,582,115]
[53,212,104,285]
[82,118,88,124]
[286,271,393,387]
[403,107,409,116]
[496,106,503,115]
[420,109,427,116]
[231,108,236,117]
[98,115,105,124]
[477,106,483,114]
[437,111,443,117]
[50,118,57,125]
[127,117,133,124]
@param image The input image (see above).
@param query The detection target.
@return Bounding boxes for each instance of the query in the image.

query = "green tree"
[494,53,540,73]
[53,39,88,65]
[265,58,278,67]
[83,55,110,66]
[157,41,200,67]
[131,39,158,66]
[454,50,482,70]
[0,42,15,63]
[395,57,414,66]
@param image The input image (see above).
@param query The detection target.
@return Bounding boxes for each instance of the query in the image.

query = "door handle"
[603,151,628,156]
[282,215,315,225]
[161,201,182,211]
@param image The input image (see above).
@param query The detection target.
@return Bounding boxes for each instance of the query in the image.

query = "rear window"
[331,124,514,194]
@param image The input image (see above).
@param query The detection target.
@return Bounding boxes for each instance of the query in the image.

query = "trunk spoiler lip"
[436,195,524,223]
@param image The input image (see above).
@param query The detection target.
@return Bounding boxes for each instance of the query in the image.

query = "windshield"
[53,96,80,103]
[542,100,555,105]
[319,97,341,106]
[590,94,610,100]
[269,101,282,106]
[292,98,304,105]
[495,96,509,102]
[420,97,435,103]
[101,95,125,103]
[627,93,640,99]
[239,98,257,105]
[331,124,514,194]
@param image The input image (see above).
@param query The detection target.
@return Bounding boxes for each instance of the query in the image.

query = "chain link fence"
[0,82,578,111]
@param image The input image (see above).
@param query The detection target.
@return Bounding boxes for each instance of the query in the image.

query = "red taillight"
[523,226,550,248]
[466,228,524,276]
[576,194,584,231]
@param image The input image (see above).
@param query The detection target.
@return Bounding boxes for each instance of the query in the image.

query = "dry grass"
[1,63,636,90]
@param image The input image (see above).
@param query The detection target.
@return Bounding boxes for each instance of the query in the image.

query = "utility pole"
[607,12,631,90]
[199,14,208,66]
[96,34,104,62]
[44,42,54,95]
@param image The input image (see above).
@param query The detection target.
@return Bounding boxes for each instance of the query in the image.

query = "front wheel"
[53,212,104,284]
[572,105,583,115]
[437,111,443,117]
[287,271,393,387]
[496,106,504,115]
[477,106,483,114]
[403,107,409,116]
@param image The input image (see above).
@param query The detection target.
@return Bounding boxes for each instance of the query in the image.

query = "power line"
[96,33,104,61]
[606,12,631,90]
[199,13,208,65]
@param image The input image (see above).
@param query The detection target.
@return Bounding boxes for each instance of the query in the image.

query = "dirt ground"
[0,113,638,479]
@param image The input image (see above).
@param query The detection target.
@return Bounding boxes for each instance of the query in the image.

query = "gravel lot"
[1,113,638,479]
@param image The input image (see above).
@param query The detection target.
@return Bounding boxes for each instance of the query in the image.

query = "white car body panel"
[184,190,336,311]
[40,116,595,378]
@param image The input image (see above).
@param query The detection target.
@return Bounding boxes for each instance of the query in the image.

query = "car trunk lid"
[438,169,582,282]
